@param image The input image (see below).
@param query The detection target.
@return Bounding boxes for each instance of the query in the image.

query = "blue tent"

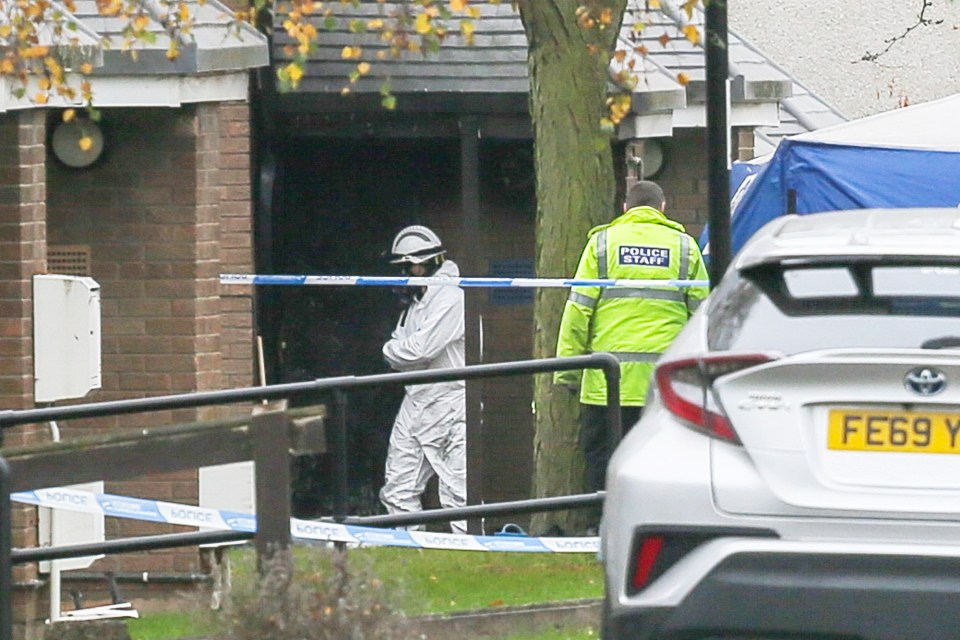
[704,93,960,255]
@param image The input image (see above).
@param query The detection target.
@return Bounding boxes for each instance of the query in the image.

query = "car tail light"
[655,353,775,443]
[631,535,665,591]
[628,528,778,594]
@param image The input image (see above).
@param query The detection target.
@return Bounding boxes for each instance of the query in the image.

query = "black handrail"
[0,354,621,435]
[1,353,621,638]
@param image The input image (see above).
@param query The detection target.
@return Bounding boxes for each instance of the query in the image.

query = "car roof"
[735,208,960,270]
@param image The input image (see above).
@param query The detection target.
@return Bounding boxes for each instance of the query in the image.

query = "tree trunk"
[519,0,624,534]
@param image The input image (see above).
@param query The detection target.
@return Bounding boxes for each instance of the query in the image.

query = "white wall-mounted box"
[33,274,102,403]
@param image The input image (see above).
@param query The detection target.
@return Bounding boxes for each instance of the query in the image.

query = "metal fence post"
[332,390,348,522]
[598,353,623,460]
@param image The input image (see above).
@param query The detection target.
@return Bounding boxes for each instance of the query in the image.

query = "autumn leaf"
[34,92,49,105]
[80,63,94,75]
[79,136,93,151]
[287,63,304,84]
[450,0,466,11]
[461,19,475,43]
[357,61,371,75]
[676,72,690,85]
[682,24,699,44]
[613,50,627,63]
[657,32,670,47]
[340,45,362,59]
[414,12,432,34]
[20,46,50,59]
[63,109,77,122]
[649,0,660,7]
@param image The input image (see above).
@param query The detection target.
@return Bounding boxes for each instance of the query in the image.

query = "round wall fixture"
[51,119,105,169]
[640,139,665,178]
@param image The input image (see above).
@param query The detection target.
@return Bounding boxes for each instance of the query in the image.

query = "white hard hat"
[389,225,446,264]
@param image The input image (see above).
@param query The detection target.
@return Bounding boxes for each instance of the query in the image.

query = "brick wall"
[40,103,254,605]
[650,128,711,238]
[0,109,47,640]
[217,102,256,391]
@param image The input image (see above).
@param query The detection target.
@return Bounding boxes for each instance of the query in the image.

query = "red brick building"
[0,2,268,635]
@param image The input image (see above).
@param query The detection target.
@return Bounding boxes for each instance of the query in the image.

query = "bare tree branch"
[859,0,944,62]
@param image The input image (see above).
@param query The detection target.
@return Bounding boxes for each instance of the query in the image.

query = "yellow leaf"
[21,46,50,59]
[288,63,304,84]
[368,18,384,29]
[649,0,660,7]
[0,59,14,74]
[682,24,699,44]
[34,92,49,105]
[80,63,94,74]
[357,61,371,75]
[461,20,475,38]
[0,25,11,37]
[79,136,93,151]
[677,72,690,85]
[449,0,466,11]
[63,109,76,122]
[340,45,362,59]
[414,12,432,34]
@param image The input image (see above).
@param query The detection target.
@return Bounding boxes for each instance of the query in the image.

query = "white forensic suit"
[379,259,467,533]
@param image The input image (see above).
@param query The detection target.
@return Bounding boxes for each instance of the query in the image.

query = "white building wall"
[731,0,960,118]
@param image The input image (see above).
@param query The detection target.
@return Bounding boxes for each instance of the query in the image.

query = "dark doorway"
[261,138,462,517]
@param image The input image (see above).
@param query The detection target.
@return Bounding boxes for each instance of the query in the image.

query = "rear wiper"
[921,336,960,349]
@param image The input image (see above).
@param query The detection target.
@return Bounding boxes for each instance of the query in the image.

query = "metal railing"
[0,353,620,640]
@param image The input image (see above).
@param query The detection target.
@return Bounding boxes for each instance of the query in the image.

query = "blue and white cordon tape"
[220,274,709,289]
[12,487,599,554]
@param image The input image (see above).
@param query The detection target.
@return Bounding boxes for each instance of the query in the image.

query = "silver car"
[602,208,960,640]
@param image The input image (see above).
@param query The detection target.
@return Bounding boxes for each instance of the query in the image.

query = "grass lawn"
[126,543,603,640]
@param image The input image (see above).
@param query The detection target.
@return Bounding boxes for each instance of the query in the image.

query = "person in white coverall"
[379,225,467,533]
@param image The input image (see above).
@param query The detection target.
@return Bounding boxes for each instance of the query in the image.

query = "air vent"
[48,245,91,277]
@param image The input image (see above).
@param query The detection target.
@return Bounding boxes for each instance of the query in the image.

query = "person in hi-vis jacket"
[554,181,710,529]
[380,225,466,533]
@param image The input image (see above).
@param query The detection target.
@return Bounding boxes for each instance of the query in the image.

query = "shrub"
[222,545,421,640]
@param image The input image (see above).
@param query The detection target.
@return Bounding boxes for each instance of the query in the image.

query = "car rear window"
[707,261,960,354]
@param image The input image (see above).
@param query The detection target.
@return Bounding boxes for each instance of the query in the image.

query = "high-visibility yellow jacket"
[554,206,710,406]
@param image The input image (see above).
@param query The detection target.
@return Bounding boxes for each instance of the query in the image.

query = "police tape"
[220,274,709,289]
[11,486,600,554]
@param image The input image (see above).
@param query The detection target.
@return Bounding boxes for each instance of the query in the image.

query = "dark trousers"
[580,404,643,494]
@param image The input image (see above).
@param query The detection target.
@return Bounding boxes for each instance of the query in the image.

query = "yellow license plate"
[828,409,960,453]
